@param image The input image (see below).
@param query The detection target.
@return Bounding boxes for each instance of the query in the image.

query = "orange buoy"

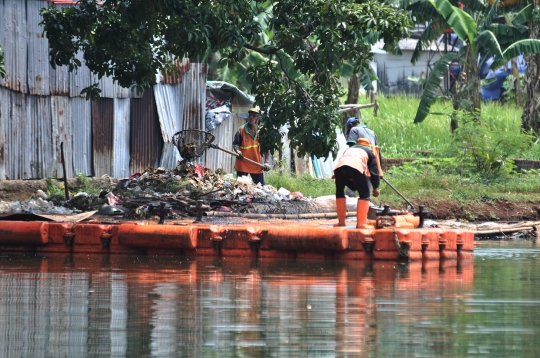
[117,223,197,249]
[0,221,49,245]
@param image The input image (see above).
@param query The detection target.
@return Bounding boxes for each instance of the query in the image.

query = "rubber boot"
[356,199,373,229]
[334,197,347,227]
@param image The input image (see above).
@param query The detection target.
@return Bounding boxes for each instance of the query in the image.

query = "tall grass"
[359,95,539,159]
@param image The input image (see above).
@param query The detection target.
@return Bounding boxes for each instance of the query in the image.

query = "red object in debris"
[128,172,142,179]
[290,192,305,200]
[215,206,233,212]
[194,164,207,177]
[106,192,122,205]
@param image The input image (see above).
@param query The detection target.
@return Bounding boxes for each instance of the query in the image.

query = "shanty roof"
[206,81,254,108]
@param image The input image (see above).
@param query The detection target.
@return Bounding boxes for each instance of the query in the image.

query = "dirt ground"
[1,179,539,222]
[417,198,540,222]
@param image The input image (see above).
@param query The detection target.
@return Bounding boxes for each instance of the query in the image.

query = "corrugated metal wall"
[1,0,28,93]
[0,0,225,180]
[112,98,130,179]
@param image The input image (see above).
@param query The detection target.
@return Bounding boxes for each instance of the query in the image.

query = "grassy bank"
[267,95,540,220]
[360,95,539,159]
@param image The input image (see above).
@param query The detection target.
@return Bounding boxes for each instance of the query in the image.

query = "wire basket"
[172,130,215,161]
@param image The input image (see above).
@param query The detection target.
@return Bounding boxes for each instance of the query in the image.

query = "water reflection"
[0,250,537,357]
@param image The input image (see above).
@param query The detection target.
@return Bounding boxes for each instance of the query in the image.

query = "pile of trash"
[0,164,308,219]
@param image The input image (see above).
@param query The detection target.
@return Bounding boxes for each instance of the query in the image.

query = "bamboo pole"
[206,211,357,219]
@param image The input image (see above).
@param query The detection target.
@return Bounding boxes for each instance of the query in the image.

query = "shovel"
[381,177,415,211]
[208,143,266,169]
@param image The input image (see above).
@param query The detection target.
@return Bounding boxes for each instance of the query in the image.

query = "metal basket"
[172,130,215,161]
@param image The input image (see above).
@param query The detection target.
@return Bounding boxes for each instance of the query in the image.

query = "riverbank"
[1,175,539,222]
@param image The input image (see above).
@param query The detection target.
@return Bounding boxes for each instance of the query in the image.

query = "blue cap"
[345,117,359,135]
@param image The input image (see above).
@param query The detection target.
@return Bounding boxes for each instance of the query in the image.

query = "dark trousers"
[236,172,266,186]
[335,166,370,200]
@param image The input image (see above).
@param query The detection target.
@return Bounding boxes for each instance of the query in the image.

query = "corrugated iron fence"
[0,0,223,180]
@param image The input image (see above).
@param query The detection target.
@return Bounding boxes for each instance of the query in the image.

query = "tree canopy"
[40,0,412,159]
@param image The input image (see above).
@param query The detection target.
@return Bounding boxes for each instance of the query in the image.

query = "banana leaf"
[492,39,540,69]
[414,52,459,123]
[512,4,533,25]
[429,0,476,44]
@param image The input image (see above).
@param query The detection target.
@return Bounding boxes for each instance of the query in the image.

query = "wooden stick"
[475,226,535,235]
[206,211,357,219]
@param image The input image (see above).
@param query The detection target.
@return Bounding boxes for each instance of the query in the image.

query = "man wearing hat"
[333,137,380,228]
[346,117,379,146]
[232,107,271,185]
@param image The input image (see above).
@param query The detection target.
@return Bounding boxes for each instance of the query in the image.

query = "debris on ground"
[0,164,311,221]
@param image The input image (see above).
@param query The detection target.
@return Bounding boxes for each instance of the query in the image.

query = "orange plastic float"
[0,205,477,261]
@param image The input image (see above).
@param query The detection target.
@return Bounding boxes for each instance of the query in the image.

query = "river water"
[0,240,538,357]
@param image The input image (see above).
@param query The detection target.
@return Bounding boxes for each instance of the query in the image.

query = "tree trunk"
[467,47,481,114]
[522,22,540,136]
[512,58,522,107]
[342,74,360,133]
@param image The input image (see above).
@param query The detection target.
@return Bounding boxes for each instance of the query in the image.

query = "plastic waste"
[105,192,122,205]
[36,189,48,199]
[11,201,22,213]
[0,201,11,214]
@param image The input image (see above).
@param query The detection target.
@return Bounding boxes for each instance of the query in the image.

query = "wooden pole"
[60,142,70,201]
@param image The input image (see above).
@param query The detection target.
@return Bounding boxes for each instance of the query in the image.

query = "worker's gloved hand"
[372,189,380,197]
[236,152,244,160]
[262,163,271,171]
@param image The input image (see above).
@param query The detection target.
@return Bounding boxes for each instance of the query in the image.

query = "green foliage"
[500,73,525,105]
[0,44,5,79]
[361,95,540,160]
[46,179,65,197]
[407,0,540,123]
[265,172,334,199]
[448,111,531,176]
[39,0,412,159]
[413,52,459,123]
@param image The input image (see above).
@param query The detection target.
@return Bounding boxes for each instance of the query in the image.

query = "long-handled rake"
[172,129,265,169]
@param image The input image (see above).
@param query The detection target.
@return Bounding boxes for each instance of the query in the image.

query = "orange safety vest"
[234,124,263,174]
[356,139,384,177]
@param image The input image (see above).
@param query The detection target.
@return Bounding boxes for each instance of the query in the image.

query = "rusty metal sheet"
[27,0,51,96]
[1,0,28,93]
[112,98,131,178]
[130,88,162,174]
[160,58,190,84]
[71,97,93,176]
[92,98,114,176]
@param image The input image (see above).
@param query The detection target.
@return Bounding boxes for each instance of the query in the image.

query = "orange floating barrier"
[265,226,348,251]
[0,214,477,262]
[117,223,197,249]
[0,221,49,245]
[371,228,422,261]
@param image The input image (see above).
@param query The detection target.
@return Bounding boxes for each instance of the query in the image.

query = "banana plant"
[411,0,540,126]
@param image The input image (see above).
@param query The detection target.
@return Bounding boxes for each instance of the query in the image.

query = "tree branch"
[244,29,314,55]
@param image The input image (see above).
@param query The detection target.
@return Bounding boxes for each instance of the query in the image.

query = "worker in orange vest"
[233,107,271,185]
[333,137,380,228]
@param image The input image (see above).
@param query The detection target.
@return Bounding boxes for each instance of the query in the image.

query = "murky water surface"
[0,241,539,357]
